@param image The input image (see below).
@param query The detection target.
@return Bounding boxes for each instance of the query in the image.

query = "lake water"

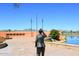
[66,36,79,45]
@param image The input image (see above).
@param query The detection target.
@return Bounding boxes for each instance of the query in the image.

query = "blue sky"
[0,3,79,31]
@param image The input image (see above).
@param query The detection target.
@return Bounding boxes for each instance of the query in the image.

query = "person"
[35,29,47,56]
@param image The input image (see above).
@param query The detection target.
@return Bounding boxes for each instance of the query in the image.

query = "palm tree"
[13,3,20,8]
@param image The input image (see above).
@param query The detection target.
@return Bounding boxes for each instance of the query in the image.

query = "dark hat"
[39,29,43,33]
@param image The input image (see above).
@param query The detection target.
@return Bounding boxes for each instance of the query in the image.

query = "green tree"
[49,29,60,41]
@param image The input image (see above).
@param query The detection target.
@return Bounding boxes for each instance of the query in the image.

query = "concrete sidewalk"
[0,38,79,56]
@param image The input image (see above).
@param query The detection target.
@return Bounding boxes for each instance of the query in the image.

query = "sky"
[0,3,79,31]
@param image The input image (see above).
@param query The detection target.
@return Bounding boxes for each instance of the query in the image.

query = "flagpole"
[42,18,43,30]
[36,16,38,35]
[31,18,32,37]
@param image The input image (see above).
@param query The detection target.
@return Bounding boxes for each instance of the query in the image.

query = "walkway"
[0,37,79,56]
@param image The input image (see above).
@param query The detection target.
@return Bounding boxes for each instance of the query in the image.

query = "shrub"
[49,29,60,41]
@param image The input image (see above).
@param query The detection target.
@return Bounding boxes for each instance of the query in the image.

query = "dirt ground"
[0,37,79,56]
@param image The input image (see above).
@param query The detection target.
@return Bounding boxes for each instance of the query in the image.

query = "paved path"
[0,38,79,56]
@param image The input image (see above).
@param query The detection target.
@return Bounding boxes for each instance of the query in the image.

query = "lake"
[66,36,79,45]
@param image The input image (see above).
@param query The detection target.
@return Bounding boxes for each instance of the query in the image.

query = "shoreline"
[46,41,79,47]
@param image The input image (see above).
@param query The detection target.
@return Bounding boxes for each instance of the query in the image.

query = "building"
[0,30,50,40]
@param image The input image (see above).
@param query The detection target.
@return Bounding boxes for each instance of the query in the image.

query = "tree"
[70,30,73,35]
[49,29,60,41]
[13,3,20,8]
[8,29,11,32]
